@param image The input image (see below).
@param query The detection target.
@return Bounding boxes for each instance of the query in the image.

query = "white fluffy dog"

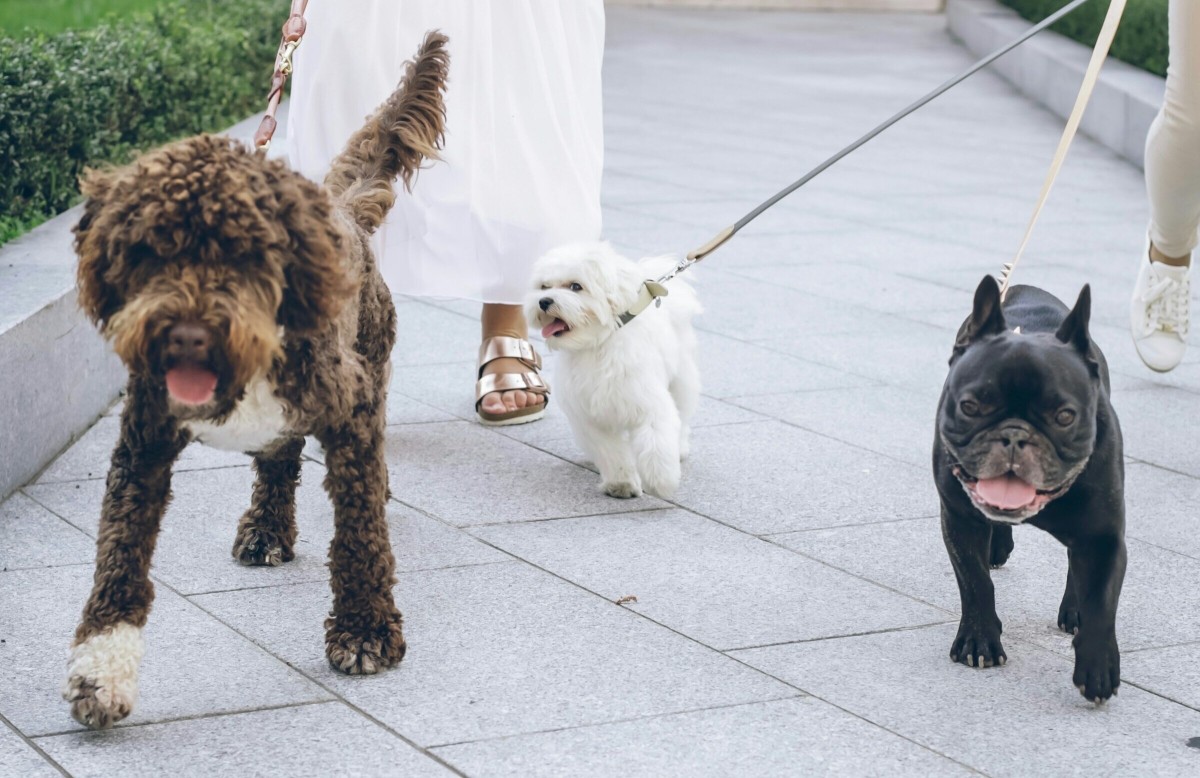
[526,242,701,498]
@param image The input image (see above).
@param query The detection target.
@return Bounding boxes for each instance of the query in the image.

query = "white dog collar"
[616,280,670,328]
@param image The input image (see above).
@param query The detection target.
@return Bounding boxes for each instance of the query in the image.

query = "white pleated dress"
[288,0,606,304]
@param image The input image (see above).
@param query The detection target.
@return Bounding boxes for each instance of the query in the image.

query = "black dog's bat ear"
[953,275,1006,360]
[1057,284,1100,376]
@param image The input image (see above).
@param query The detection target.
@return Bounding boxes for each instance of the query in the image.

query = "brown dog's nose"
[167,322,211,361]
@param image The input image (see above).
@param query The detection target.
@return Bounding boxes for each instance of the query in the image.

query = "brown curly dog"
[62,32,449,730]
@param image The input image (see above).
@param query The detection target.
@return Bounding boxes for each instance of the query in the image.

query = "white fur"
[62,622,144,723]
[184,372,290,453]
[527,242,702,498]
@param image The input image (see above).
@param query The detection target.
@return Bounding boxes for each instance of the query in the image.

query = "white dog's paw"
[603,481,642,499]
[63,623,144,729]
[679,429,691,461]
[640,456,681,499]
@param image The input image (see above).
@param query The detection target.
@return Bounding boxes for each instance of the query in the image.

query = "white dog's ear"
[602,259,646,317]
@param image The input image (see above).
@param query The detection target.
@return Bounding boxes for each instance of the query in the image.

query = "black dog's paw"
[1073,633,1120,703]
[1057,603,1081,635]
[950,620,1007,668]
[232,521,294,567]
[989,526,1014,569]
[325,611,407,675]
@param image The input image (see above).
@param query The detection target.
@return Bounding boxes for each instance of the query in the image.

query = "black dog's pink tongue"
[975,474,1037,510]
[165,365,217,405]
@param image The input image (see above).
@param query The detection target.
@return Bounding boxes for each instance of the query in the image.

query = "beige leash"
[999,0,1128,301]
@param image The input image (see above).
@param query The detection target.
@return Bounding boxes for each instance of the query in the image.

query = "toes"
[481,392,505,414]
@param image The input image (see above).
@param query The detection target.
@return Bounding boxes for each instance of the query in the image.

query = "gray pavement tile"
[34,417,248,485]
[689,267,897,342]
[1124,463,1200,561]
[696,330,875,399]
[0,492,93,571]
[191,561,794,746]
[537,419,938,534]
[387,390,458,426]
[774,516,1200,655]
[36,702,450,778]
[1117,388,1200,478]
[384,421,666,526]
[731,263,965,317]
[390,301,479,368]
[730,385,932,467]
[24,462,504,596]
[0,725,59,778]
[1123,643,1200,711]
[472,509,948,651]
[733,624,1200,777]
[0,566,330,737]
[756,319,957,394]
[433,697,973,777]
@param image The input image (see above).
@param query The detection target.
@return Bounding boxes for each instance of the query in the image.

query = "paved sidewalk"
[4,7,1200,776]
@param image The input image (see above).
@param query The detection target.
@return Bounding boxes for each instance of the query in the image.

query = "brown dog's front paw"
[232,521,294,567]
[62,623,144,729]
[325,613,406,675]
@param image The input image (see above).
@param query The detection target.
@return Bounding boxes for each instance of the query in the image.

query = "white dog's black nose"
[539,297,553,312]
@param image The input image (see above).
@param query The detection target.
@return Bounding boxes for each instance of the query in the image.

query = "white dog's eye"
[570,282,583,292]
[540,284,550,290]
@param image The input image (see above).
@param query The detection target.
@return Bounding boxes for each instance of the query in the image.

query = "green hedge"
[1000,0,1168,77]
[0,0,281,244]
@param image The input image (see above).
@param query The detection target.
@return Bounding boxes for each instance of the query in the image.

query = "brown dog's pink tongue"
[542,320,568,338]
[165,366,217,405]
[975,474,1037,510]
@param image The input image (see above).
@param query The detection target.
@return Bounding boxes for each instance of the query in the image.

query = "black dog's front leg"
[65,381,186,729]
[942,508,1006,668]
[1067,534,1125,701]
[318,406,405,675]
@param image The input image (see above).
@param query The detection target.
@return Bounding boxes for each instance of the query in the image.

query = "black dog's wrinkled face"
[940,277,1100,524]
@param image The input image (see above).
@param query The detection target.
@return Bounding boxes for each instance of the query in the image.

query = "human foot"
[1131,241,1191,372]
[476,336,548,425]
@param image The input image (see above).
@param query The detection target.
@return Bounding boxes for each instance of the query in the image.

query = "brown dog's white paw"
[62,623,144,729]
[325,616,406,675]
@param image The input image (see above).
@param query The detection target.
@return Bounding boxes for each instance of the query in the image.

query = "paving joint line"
[0,710,71,777]
[29,699,334,740]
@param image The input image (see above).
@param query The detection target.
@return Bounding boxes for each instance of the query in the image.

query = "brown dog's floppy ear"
[277,192,356,334]
[74,169,124,327]
[1056,284,1100,377]
[952,275,1007,360]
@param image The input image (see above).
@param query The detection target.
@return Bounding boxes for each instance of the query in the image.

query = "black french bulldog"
[933,275,1125,702]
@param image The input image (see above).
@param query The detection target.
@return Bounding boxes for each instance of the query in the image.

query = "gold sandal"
[475,336,549,426]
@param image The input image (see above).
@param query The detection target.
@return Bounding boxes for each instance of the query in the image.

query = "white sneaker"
[1130,244,1190,372]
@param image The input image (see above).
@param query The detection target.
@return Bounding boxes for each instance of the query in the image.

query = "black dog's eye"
[569,282,583,292]
[1055,408,1077,426]
[960,399,981,417]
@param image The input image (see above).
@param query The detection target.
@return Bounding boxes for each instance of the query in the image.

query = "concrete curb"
[946,0,1164,170]
[0,108,287,499]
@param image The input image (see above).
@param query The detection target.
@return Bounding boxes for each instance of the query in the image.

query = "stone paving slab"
[36,703,451,778]
[1,566,331,737]
[433,697,975,777]
[473,509,949,651]
[192,562,795,747]
[23,464,505,596]
[0,492,94,573]
[0,725,59,778]
[733,624,1200,776]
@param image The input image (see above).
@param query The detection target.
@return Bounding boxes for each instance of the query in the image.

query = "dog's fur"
[63,33,449,730]
[527,242,701,498]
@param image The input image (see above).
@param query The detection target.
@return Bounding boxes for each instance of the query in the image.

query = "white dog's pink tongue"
[166,366,218,405]
[975,474,1037,510]
[542,320,568,338]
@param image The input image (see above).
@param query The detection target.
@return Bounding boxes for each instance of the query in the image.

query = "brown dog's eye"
[570,282,583,292]
[1055,409,1077,426]
[960,399,981,417]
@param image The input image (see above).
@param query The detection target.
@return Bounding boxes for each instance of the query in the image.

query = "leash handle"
[255,0,310,152]
[1000,0,1128,300]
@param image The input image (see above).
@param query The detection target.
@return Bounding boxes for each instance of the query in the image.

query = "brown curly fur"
[65,32,449,730]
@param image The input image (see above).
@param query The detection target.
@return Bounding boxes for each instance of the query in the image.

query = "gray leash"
[617,0,1099,326]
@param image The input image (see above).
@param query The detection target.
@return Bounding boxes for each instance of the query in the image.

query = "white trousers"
[1146,0,1200,258]
[288,1,606,303]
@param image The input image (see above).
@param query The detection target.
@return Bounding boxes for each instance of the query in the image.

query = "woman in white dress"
[288,1,605,424]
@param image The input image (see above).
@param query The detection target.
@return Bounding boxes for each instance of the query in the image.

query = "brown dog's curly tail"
[324,31,449,233]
